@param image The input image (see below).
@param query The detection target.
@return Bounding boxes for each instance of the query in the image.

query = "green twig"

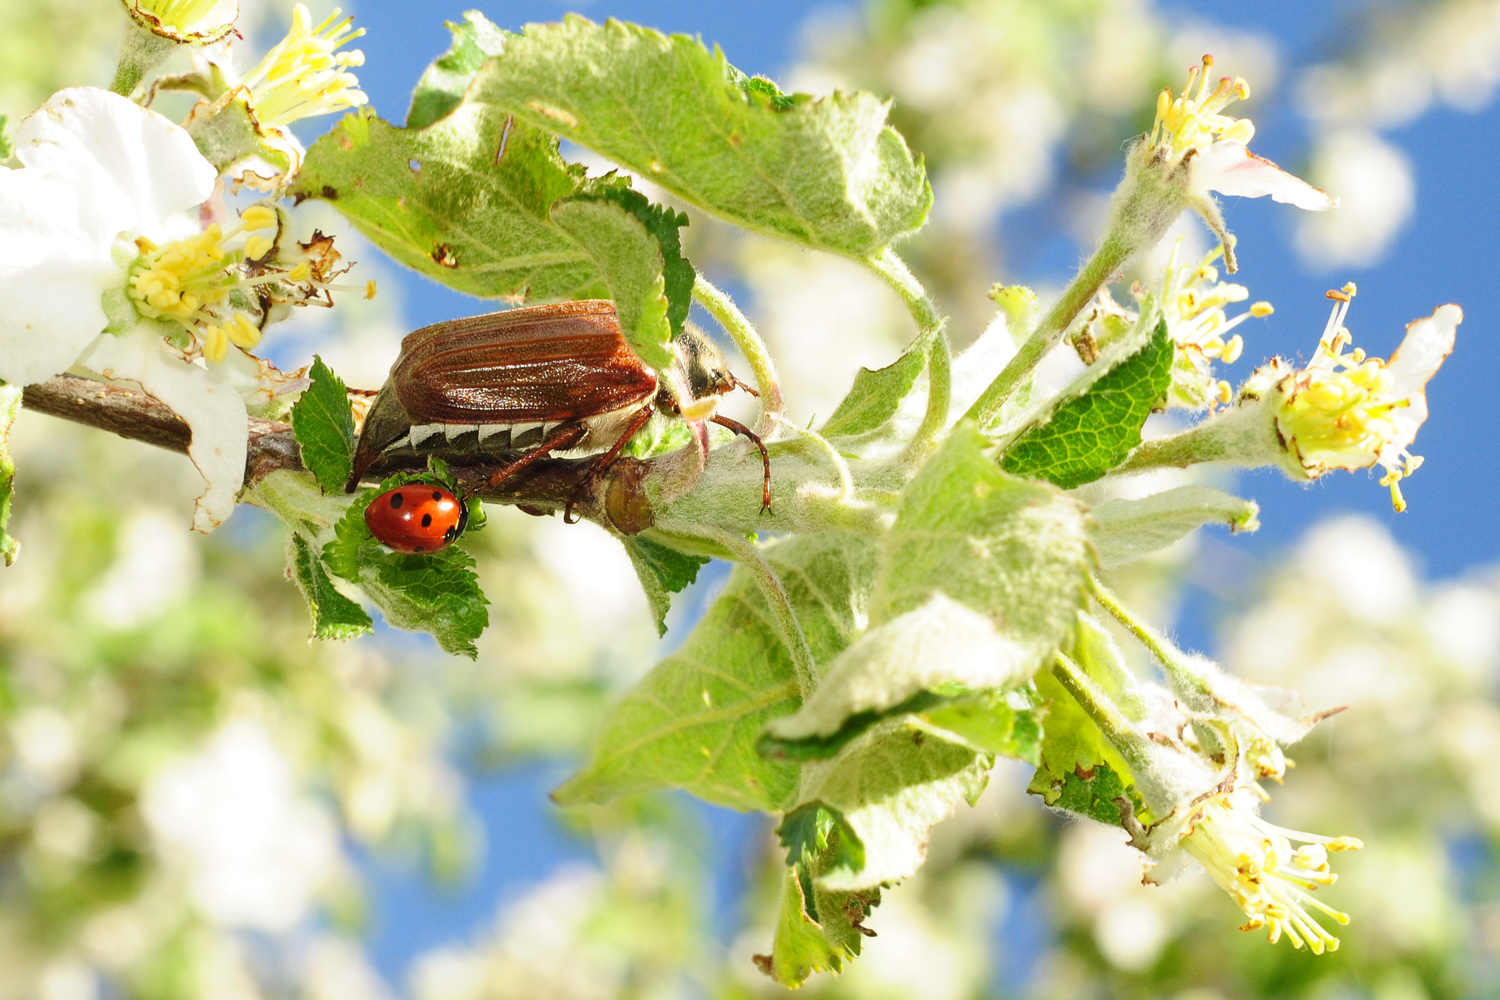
[111,21,176,97]
[865,247,950,465]
[1050,651,1152,775]
[1088,573,1206,699]
[964,230,1133,427]
[693,275,783,438]
[769,415,853,502]
[698,525,818,699]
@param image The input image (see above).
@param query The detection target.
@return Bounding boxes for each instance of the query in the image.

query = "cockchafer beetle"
[346,300,770,515]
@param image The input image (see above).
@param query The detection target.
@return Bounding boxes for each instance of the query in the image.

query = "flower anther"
[1179,788,1361,954]
[1275,286,1461,511]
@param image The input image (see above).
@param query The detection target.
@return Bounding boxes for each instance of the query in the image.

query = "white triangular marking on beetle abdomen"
[409,424,445,446]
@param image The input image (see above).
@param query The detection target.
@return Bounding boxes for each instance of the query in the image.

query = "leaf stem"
[693,275,783,438]
[1112,402,1277,475]
[965,229,1133,427]
[866,247,950,466]
[697,526,818,699]
[1087,573,1200,696]
[1050,651,1152,775]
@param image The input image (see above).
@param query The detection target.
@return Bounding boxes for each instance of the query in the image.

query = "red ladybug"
[364,484,469,554]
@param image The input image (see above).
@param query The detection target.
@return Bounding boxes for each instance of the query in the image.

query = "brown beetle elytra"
[347,300,770,512]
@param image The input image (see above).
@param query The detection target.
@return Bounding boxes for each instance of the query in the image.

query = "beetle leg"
[486,422,586,488]
[710,413,772,512]
[731,375,760,398]
[563,404,657,524]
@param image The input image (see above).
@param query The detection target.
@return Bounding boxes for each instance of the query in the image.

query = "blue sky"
[328,0,1499,982]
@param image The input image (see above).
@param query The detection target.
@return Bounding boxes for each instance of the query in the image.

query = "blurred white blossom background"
[2,0,1499,998]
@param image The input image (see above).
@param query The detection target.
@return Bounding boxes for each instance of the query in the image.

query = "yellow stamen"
[238,5,369,130]
[1147,54,1255,160]
[239,205,278,232]
[203,325,229,364]
[1182,790,1359,955]
[226,313,261,349]
[244,235,274,261]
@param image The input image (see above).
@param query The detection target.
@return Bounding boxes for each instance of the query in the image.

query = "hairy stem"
[693,275,783,438]
[965,229,1133,427]
[1051,651,1153,776]
[1113,401,1280,476]
[1089,573,1206,698]
[866,247,950,465]
[697,525,818,698]
[111,21,176,97]
[770,416,854,502]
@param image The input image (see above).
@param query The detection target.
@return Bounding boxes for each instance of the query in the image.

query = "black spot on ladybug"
[390,493,404,508]
[413,545,424,553]
[444,526,457,541]
[431,490,443,501]
[421,513,433,528]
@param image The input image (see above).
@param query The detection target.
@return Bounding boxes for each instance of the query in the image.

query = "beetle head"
[676,326,738,399]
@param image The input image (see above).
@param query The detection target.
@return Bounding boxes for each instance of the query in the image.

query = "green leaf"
[407,11,511,130]
[764,804,878,987]
[600,186,694,340]
[1091,485,1260,568]
[793,722,991,892]
[288,532,373,640]
[876,424,1090,665]
[556,533,879,812]
[1026,667,1145,826]
[778,803,865,888]
[0,383,22,565]
[777,803,866,920]
[621,534,710,636]
[289,356,356,493]
[759,864,878,987]
[760,688,950,762]
[819,342,927,439]
[919,687,1043,765]
[550,192,677,370]
[323,484,489,657]
[999,317,1173,488]
[471,15,932,258]
[293,104,689,371]
[294,105,598,300]
[0,114,12,162]
[760,595,1035,757]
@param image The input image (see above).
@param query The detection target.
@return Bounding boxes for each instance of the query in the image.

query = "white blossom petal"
[1193,141,1338,210]
[0,170,115,384]
[1386,303,1461,395]
[78,328,246,532]
[1381,303,1461,457]
[16,87,216,245]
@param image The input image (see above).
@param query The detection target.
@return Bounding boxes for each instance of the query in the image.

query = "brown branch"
[22,374,303,479]
[19,373,655,534]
